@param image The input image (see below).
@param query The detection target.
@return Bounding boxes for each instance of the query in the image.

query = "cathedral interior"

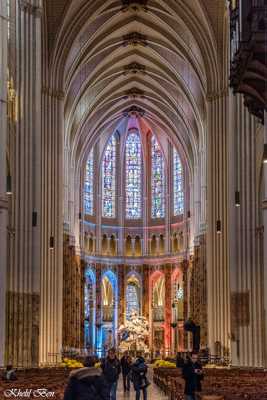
[0,0,267,376]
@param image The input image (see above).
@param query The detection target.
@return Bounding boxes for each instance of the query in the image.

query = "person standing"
[101,348,121,400]
[120,351,132,392]
[131,352,149,400]
[182,353,204,400]
[64,356,110,400]
[176,352,185,368]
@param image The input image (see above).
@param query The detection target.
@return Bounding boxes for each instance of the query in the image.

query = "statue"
[118,311,149,353]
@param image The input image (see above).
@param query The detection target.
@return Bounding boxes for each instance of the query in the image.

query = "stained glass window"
[126,284,139,319]
[125,131,142,219]
[84,150,94,215]
[102,134,116,218]
[151,135,165,218]
[173,148,184,215]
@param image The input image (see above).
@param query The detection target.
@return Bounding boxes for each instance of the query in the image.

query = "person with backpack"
[63,356,110,400]
[131,352,150,400]
[2,365,17,381]
[101,348,121,400]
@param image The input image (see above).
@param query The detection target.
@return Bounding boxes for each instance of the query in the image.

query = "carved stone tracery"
[121,0,148,12]
[123,62,146,75]
[123,105,146,117]
[124,87,145,99]
[122,32,147,47]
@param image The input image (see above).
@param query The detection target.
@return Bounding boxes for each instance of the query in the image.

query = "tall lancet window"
[102,134,116,218]
[84,150,94,215]
[125,131,142,219]
[173,148,184,215]
[151,135,165,218]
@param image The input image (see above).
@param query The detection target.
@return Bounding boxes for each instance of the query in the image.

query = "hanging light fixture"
[235,191,240,207]
[32,211,38,227]
[6,174,12,195]
[263,143,267,164]
[216,220,222,234]
[49,236,54,250]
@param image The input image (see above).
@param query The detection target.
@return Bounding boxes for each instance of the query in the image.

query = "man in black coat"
[63,356,110,400]
[182,353,204,400]
[101,348,121,400]
[120,351,132,391]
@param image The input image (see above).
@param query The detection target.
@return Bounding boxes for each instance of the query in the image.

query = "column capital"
[19,0,43,17]
[206,87,229,102]
[42,87,65,100]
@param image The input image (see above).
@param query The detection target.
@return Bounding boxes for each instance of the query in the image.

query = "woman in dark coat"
[182,353,204,400]
[131,353,149,400]
[64,356,110,400]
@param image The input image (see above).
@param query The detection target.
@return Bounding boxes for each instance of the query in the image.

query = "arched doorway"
[171,269,184,353]
[84,268,96,353]
[150,271,165,357]
[101,270,118,354]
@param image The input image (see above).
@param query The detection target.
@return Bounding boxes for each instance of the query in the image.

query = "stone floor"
[117,370,168,400]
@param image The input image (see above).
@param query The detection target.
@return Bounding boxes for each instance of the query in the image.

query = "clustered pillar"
[6,0,43,367]
[0,0,8,368]
[206,90,231,358]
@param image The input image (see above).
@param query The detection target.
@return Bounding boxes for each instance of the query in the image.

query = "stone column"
[156,236,160,255]
[118,265,125,326]
[165,141,171,253]
[182,259,189,350]
[131,238,135,256]
[0,0,8,367]
[228,94,264,367]
[142,265,149,320]
[39,82,64,365]
[206,90,230,357]
[164,266,172,355]
[263,111,267,366]
[95,264,102,354]
[6,0,43,367]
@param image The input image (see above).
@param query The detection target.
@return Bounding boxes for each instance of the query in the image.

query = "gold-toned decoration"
[7,79,17,122]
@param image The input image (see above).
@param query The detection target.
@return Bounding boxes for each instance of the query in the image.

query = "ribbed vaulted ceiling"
[45,0,227,175]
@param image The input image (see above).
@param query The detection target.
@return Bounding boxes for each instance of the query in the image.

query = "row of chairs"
[153,367,267,400]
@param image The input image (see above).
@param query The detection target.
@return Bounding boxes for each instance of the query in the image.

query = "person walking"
[120,351,132,392]
[182,353,204,400]
[101,348,121,400]
[64,356,110,400]
[131,352,149,400]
